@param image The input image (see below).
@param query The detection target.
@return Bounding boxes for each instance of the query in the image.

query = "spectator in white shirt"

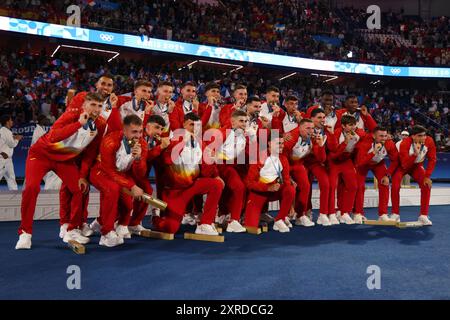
[0,114,23,190]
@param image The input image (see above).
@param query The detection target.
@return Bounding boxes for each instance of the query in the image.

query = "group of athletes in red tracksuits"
[15,76,436,249]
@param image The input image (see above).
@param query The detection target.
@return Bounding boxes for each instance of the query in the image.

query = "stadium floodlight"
[178,60,243,73]
[278,72,297,81]
[311,73,338,82]
[50,44,120,62]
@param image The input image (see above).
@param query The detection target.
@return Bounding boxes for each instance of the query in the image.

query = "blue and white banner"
[1,16,449,78]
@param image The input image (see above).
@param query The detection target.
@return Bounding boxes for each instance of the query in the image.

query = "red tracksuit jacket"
[32,109,106,165]
[98,131,148,189]
[282,126,326,166]
[163,135,219,189]
[335,108,377,131]
[169,99,200,132]
[398,136,437,177]
[245,154,292,192]
[355,137,399,176]
[329,128,366,163]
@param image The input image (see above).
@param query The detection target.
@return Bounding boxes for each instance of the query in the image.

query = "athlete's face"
[345,97,359,113]
[247,101,262,116]
[157,85,174,103]
[266,90,280,104]
[311,112,325,128]
[412,132,427,144]
[95,77,114,98]
[269,138,284,155]
[343,123,357,133]
[373,130,388,143]
[181,85,196,101]
[233,89,248,105]
[206,88,221,100]
[134,85,152,101]
[145,122,163,138]
[285,99,298,114]
[124,123,143,141]
[321,94,333,109]
[184,119,201,134]
[232,115,248,130]
[82,99,103,120]
[299,122,314,139]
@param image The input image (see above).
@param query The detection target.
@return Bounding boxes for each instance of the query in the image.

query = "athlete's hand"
[160,137,170,149]
[374,142,383,152]
[131,141,142,159]
[272,103,281,117]
[268,183,281,192]
[360,105,369,116]
[423,177,432,188]
[78,178,90,194]
[144,100,155,115]
[79,112,89,126]
[192,97,199,111]
[260,116,270,128]
[131,185,144,200]
[168,100,175,113]
[381,176,389,186]
[315,134,325,147]
[109,93,118,108]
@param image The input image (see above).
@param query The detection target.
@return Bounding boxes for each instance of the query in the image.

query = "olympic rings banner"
[1,16,450,78]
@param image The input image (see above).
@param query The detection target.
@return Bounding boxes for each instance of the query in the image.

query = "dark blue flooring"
[1,206,449,300]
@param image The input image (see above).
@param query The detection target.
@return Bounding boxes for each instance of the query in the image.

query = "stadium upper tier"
[0,0,448,67]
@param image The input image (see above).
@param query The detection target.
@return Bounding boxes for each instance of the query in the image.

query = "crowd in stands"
[1,47,449,150]
[1,0,448,66]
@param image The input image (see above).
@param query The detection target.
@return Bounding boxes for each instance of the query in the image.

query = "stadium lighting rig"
[278,72,297,81]
[178,60,243,74]
[51,44,120,62]
[311,73,339,82]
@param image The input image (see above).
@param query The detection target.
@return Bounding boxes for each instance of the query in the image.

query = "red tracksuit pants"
[355,163,389,216]
[59,183,89,226]
[218,165,246,221]
[329,160,358,214]
[290,164,310,216]
[152,177,224,234]
[19,149,82,235]
[307,164,331,214]
[391,165,431,215]
[244,183,295,227]
[89,167,153,235]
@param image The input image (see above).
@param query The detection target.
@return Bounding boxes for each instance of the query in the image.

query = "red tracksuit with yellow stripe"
[89,131,150,235]
[152,135,223,234]
[19,110,106,235]
[244,154,295,227]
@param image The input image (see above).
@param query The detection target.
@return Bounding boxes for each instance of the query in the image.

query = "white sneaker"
[390,213,400,222]
[15,232,32,250]
[336,210,342,220]
[317,214,332,226]
[81,223,94,237]
[379,214,394,222]
[284,217,293,228]
[329,214,340,225]
[99,231,124,247]
[215,213,230,225]
[295,215,315,227]
[226,220,246,233]
[353,214,367,224]
[339,213,355,225]
[116,225,131,239]
[273,219,290,233]
[128,224,150,235]
[195,224,219,236]
[306,209,313,221]
[89,218,102,234]
[59,223,69,239]
[418,215,432,226]
[182,214,197,226]
[63,229,90,244]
